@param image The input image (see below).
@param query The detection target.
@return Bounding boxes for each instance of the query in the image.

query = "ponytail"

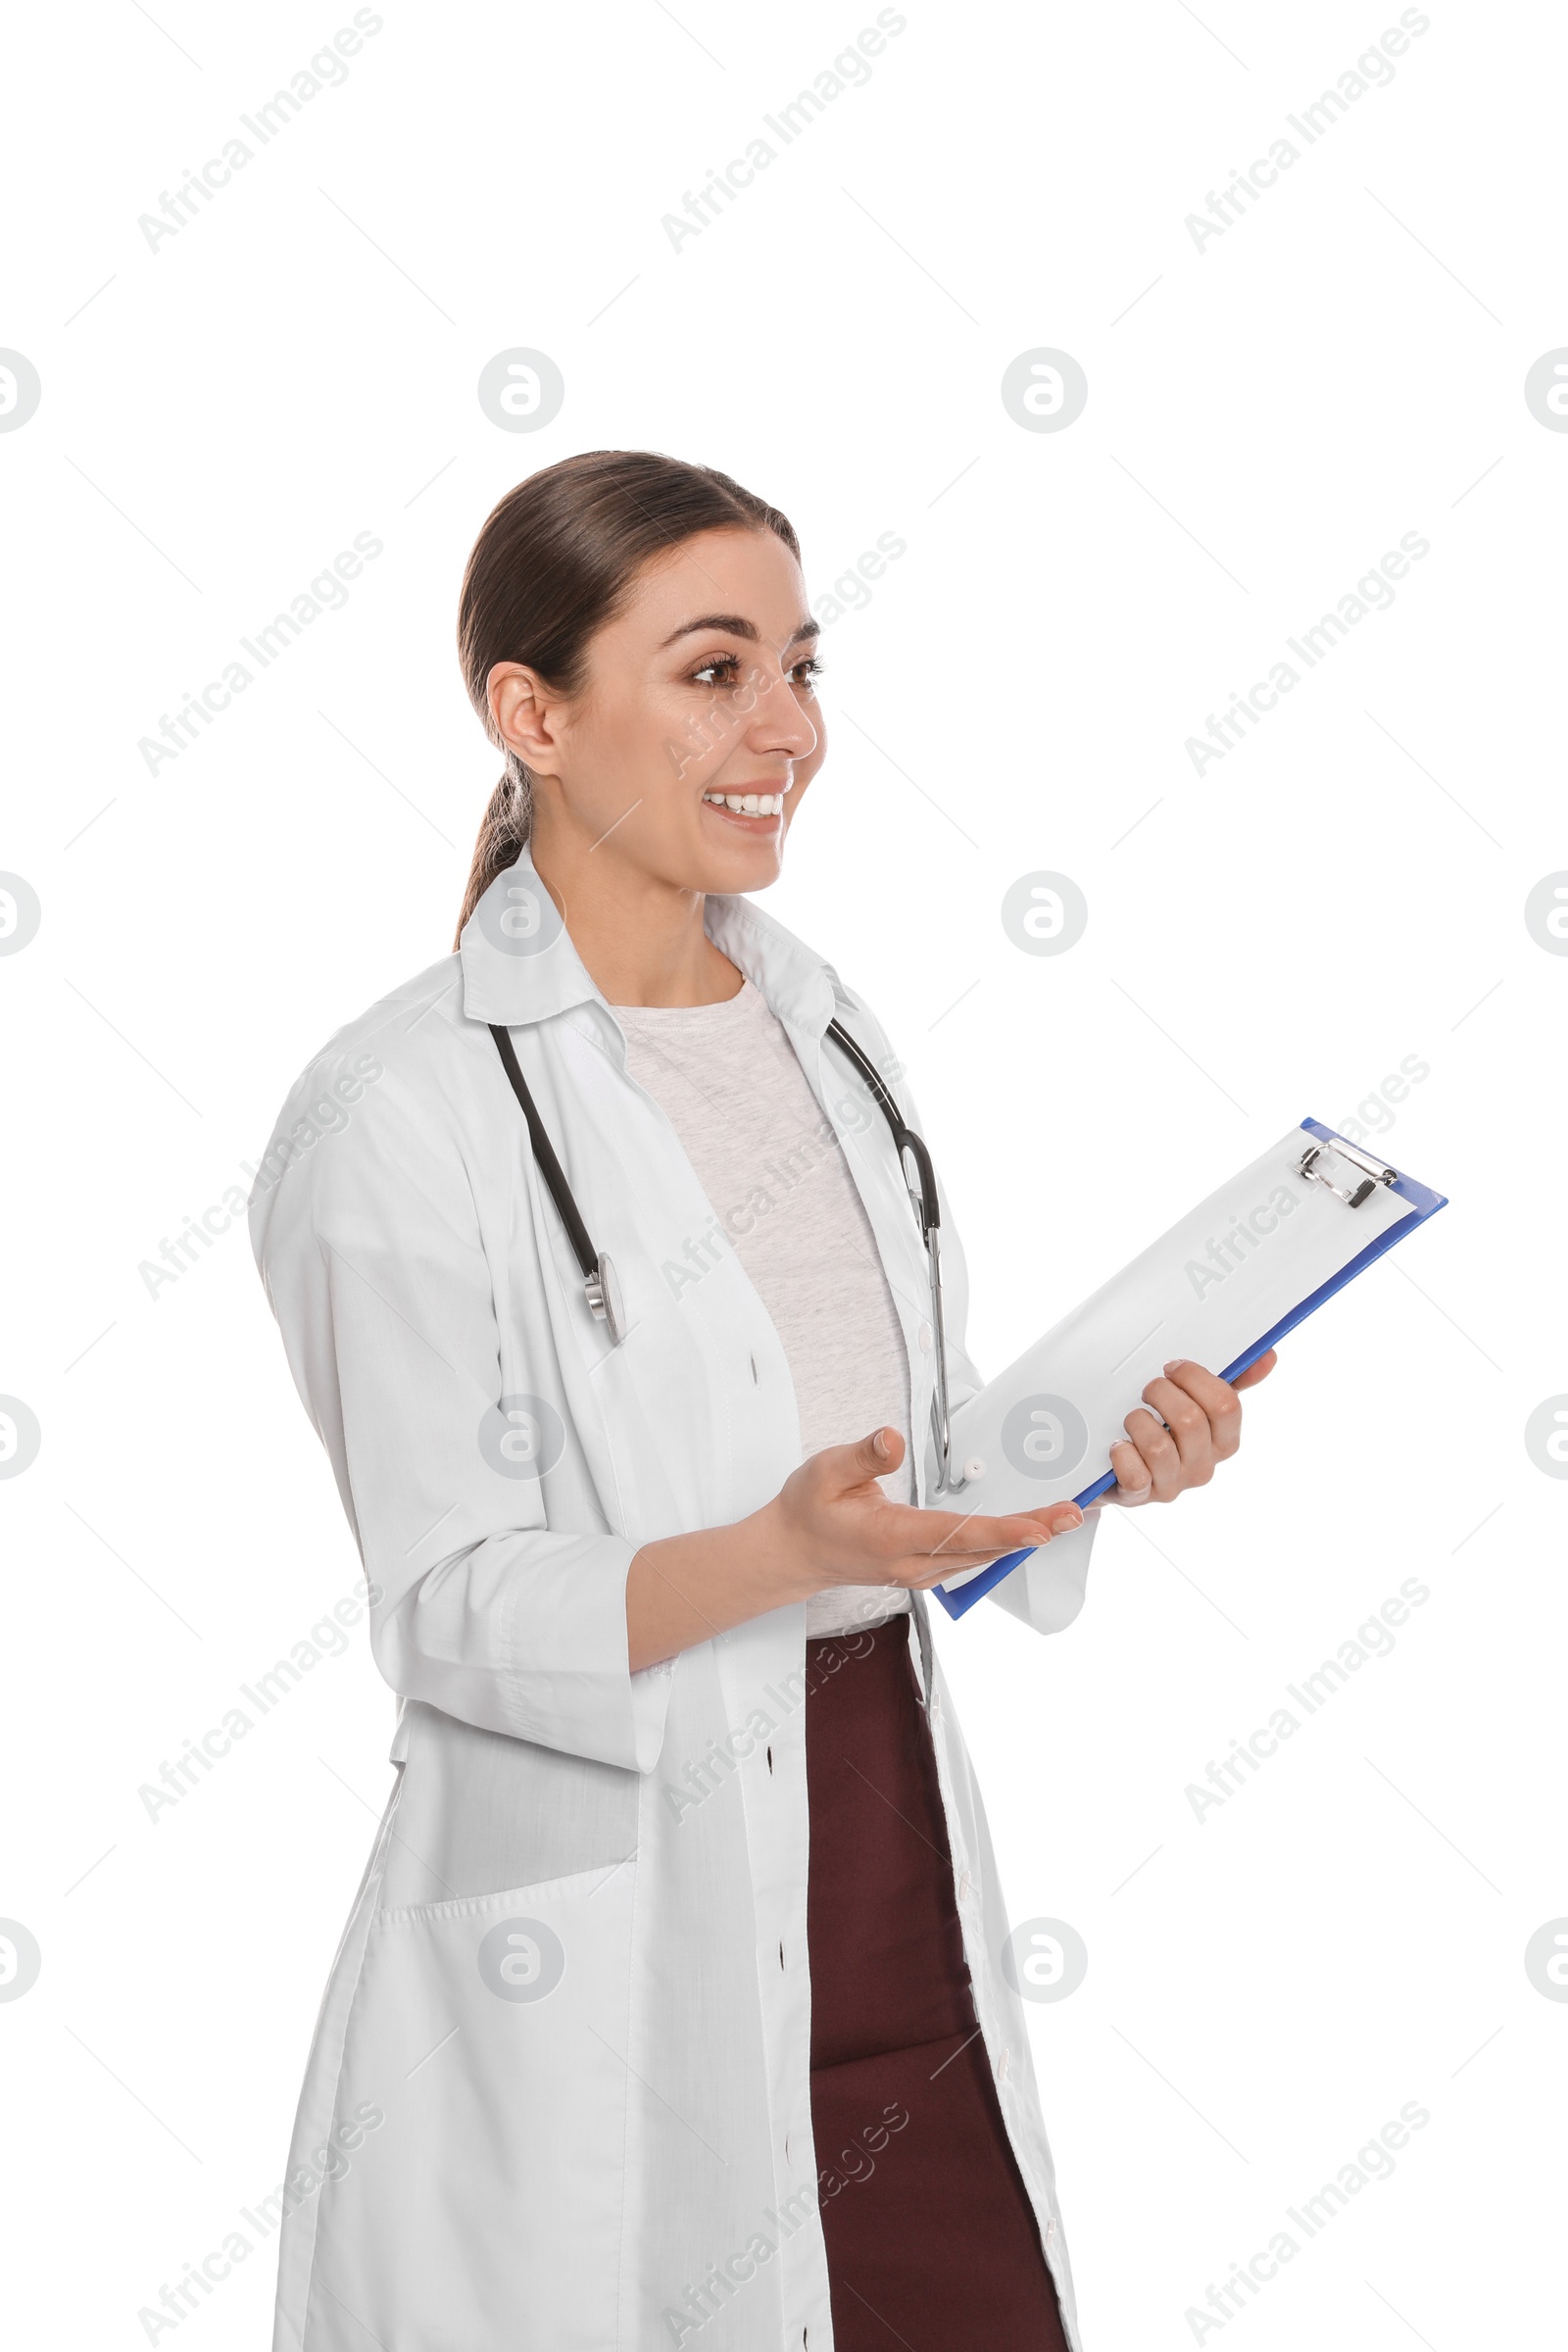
[454,755,533,948]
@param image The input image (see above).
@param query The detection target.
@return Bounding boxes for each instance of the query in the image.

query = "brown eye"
[690,654,742,687]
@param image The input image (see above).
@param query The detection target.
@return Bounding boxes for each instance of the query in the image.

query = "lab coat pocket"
[302,1861,635,2350]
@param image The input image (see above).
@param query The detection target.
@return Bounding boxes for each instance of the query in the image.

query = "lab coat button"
[963,1456,986,1483]
[917,1319,933,1351]
[998,2046,1011,2082]
[956,1868,971,1902]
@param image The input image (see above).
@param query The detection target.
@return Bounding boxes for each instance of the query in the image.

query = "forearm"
[625,1425,1087,1674]
[626,1502,805,1674]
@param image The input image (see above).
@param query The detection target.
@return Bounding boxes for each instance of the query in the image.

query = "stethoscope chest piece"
[584,1252,626,1346]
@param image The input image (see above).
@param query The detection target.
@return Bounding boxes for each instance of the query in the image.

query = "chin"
[699,844,786,894]
[680,808,791,892]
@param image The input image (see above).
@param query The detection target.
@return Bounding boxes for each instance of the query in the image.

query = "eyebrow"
[659,611,819,651]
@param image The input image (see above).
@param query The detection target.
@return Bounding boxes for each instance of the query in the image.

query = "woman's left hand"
[1101,1351,1276,1506]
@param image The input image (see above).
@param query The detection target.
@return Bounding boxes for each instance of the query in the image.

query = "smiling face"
[488,525,826,899]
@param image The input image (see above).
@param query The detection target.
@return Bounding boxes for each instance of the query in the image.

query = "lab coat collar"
[460,843,839,1039]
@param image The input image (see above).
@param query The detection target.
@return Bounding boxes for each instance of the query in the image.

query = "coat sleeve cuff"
[374,1534,675,1775]
[985,1511,1099,1636]
[493,1535,674,1773]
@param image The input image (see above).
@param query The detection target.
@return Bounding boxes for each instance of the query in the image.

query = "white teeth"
[702,790,784,814]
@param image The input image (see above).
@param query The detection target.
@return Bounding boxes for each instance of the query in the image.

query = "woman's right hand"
[626,1425,1087,1672]
[754,1424,1087,1602]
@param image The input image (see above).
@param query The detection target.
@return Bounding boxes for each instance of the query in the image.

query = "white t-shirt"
[614,978,914,1640]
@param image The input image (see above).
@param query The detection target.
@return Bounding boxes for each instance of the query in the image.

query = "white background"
[2,1,1564,2345]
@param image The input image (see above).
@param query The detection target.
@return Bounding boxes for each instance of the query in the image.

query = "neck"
[527,814,742,1008]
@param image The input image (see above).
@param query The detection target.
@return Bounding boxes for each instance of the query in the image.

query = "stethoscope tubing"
[487,1013,956,1490]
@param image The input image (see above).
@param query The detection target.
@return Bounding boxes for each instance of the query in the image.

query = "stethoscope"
[489,1016,956,1492]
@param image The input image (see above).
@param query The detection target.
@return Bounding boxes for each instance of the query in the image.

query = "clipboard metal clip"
[1296,1134,1396,1209]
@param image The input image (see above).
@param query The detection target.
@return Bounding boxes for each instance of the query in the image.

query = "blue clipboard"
[933,1118,1448,1622]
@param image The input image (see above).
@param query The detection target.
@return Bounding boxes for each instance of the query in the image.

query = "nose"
[745,656,818,762]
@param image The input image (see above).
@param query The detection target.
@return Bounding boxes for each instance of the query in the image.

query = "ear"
[488,661,565,777]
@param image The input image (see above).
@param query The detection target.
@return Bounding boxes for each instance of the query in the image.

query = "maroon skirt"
[805,1619,1070,2352]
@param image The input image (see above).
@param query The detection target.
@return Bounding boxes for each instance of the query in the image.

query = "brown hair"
[453,449,800,943]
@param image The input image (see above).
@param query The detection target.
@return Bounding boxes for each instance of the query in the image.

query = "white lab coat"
[250,847,1099,2352]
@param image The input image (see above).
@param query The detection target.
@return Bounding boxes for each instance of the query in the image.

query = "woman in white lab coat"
[250,450,1272,2352]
